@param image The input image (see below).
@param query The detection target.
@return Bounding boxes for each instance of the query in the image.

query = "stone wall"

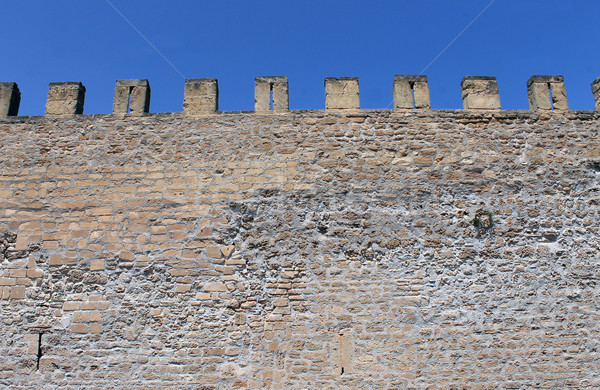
[1,109,600,389]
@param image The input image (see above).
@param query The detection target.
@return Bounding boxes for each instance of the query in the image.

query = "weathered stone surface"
[461,76,501,110]
[325,77,359,109]
[183,78,218,115]
[0,82,20,116]
[113,79,150,115]
[45,81,85,116]
[527,75,568,111]
[393,75,430,109]
[0,109,599,388]
[255,76,289,112]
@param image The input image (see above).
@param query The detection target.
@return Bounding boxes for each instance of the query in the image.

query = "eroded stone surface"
[184,78,219,115]
[45,82,85,116]
[113,79,150,116]
[528,75,568,111]
[393,75,430,110]
[461,76,501,110]
[1,110,600,388]
[325,77,359,109]
[0,82,20,116]
[255,76,289,112]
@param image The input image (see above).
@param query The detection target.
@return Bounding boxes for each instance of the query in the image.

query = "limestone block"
[325,77,359,110]
[45,82,85,116]
[10,286,25,299]
[0,82,20,116]
[461,76,501,110]
[113,79,150,115]
[255,76,289,112]
[527,75,568,111]
[393,75,430,109]
[592,77,600,111]
[184,78,218,115]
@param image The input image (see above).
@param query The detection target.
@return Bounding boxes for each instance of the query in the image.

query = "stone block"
[15,234,28,251]
[592,77,600,111]
[26,268,43,279]
[325,77,359,110]
[272,297,288,307]
[89,323,103,334]
[0,82,20,116]
[175,284,191,293]
[393,75,430,109]
[183,78,218,115]
[72,323,88,333]
[90,259,104,271]
[234,313,246,325]
[204,282,227,292]
[255,76,289,112]
[461,76,501,110]
[113,79,150,115]
[45,82,85,116]
[63,301,81,311]
[10,286,25,299]
[527,75,568,111]
[48,254,62,266]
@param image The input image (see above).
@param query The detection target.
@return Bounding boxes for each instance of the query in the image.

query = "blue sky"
[2,1,599,115]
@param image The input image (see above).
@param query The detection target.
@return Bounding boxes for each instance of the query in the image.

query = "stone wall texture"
[1,109,600,389]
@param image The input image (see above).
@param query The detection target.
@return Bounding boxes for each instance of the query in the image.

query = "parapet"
[184,79,219,115]
[461,76,501,110]
[527,75,568,111]
[325,77,360,110]
[255,76,289,112]
[113,79,150,116]
[0,82,20,116]
[393,75,430,109]
[45,82,86,116]
[7,74,600,116]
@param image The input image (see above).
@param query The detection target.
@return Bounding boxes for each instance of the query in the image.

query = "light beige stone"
[45,82,85,116]
[205,282,227,292]
[184,79,218,115]
[325,77,359,109]
[255,76,289,112]
[10,286,25,299]
[461,76,501,110]
[393,75,430,109]
[113,79,150,115]
[90,259,105,271]
[528,75,568,111]
[72,323,88,333]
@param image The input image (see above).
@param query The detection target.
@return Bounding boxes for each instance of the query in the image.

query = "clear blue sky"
[2,1,599,115]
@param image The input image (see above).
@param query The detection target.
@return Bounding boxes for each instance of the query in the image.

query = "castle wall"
[1,109,600,389]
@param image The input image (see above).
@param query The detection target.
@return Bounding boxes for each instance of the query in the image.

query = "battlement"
[1,74,599,117]
[1,75,600,388]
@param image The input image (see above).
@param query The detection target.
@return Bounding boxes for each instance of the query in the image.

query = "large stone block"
[325,77,359,110]
[45,82,85,116]
[393,75,430,109]
[184,79,218,115]
[255,76,289,112]
[0,82,20,116]
[461,76,501,110]
[113,79,150,115]
[527,75,568,111]
[592,77,600,111]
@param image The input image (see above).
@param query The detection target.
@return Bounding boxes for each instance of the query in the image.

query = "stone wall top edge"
[2,109,599,123]
[1,109,599,128]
